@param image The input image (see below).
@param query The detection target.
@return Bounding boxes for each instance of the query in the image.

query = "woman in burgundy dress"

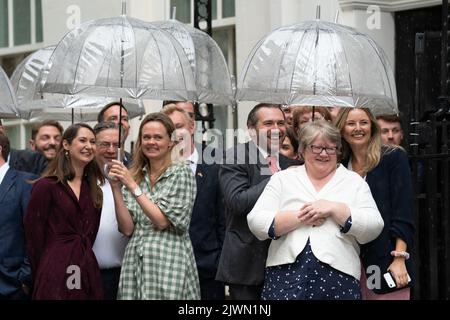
[24,123,104,299]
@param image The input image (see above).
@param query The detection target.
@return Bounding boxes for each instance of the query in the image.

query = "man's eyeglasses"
[97,141,120,149]
[308,144,338,155]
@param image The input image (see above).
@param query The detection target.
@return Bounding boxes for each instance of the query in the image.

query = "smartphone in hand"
[383,272,411,288]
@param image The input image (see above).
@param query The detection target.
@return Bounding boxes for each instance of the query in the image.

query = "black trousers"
[199,276,225,300]
[100,267,121,300]
[228,284,262,300]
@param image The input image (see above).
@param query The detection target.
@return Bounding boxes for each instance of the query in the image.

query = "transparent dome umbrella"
[40,15,197,102]
[237,20,398,115]
[0,66,20,119]
[11,46,145,123]
[154,19,234,105]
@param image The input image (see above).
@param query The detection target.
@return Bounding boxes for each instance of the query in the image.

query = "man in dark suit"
[8,148,47,175]
[0,118,47,175]
[162,103,226,300]
[217,103,301,300]
[97,102,133,167]
[0,133,36,300]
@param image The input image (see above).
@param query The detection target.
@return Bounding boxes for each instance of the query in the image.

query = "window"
[35,0,42,42]
[222,0,235,18]
[211,0,216,20]
[170,0,191,23]
[0,0,43,48]
[169,0,234,23]
[13,0,31,46]
[0,0,8,48]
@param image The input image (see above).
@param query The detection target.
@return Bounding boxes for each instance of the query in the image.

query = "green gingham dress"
[117,163,200,300]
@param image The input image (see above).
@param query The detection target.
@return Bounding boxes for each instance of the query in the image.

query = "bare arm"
[110,181,135,236]
[388,238,409,288]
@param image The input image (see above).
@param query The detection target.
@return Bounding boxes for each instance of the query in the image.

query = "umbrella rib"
[328,27,339,98]
[240,36,267,96]
[71,26,91,96]
[69,25,90,94]
[291,24,311,100]
[150,30,166,95]
[313,23,319,96]
[366,36,395,110]
[172,38,193,100]
[275,33,291,100]
[131,20,138,96]
[339,33,354,102]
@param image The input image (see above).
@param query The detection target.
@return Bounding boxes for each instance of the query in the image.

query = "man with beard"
[0,119,47,175]
[29,120,63,162]
[217,103,301,300]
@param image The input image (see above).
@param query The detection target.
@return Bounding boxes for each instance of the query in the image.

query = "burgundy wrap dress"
[24,177,103,299]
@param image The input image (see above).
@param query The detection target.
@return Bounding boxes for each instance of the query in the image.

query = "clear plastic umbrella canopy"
[0,66,20,119]
[237,20,398,115]
[154,19,234,105]
[40,15,197,101]
[11,46,145,122]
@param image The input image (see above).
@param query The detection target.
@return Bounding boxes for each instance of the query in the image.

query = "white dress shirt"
[92,179,129,269]
[247,164,384,280]
[186,147,199,174]
[0,162,9,185]
[256,144,280,171]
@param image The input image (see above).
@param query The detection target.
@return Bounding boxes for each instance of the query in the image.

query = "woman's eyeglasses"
[308,144,338,155]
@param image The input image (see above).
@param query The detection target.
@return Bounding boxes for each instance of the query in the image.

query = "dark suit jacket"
[344,147,415,294]
[216,141,301,286]
[189,146,225,280]
[0,168,37,297]
[123,151,132,168]
[9,149,47,176]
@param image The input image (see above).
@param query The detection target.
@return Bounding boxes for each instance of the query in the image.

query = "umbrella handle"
[102,148,122,181]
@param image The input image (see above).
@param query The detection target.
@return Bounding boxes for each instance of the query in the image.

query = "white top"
[0,162,9,185]
[256,144,280,171]
[186,147,199,174]
[92,179,129,269]
[247,164,384,280]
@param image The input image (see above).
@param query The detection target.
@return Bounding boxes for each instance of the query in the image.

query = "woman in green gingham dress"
[109,113,200,300]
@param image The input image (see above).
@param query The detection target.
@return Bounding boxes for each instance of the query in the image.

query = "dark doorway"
[396,4,450,300]
[395,5,442,143]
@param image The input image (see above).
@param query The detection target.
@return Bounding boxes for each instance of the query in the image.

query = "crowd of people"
[0,101,414,300]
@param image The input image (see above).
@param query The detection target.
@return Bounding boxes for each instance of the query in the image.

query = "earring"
[65,150,69,158]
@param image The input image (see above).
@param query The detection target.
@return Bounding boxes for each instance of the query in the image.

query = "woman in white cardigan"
[247,120,384,300]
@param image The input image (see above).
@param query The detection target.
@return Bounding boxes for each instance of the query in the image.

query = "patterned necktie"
[267,155,279,175]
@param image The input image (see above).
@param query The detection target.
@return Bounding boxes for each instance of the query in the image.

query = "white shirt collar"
[0,162,10,185]
[255,143,279,161]
[186,146,199,175]
[186,146,199,165]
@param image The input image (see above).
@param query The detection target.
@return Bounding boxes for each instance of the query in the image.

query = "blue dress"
[261,239,361,300]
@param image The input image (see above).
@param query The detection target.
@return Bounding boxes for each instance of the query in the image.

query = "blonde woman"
[108,112,199,300]
[335,108,414,300]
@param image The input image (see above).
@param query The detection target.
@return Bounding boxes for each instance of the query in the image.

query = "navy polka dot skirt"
[261,239,361,300]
